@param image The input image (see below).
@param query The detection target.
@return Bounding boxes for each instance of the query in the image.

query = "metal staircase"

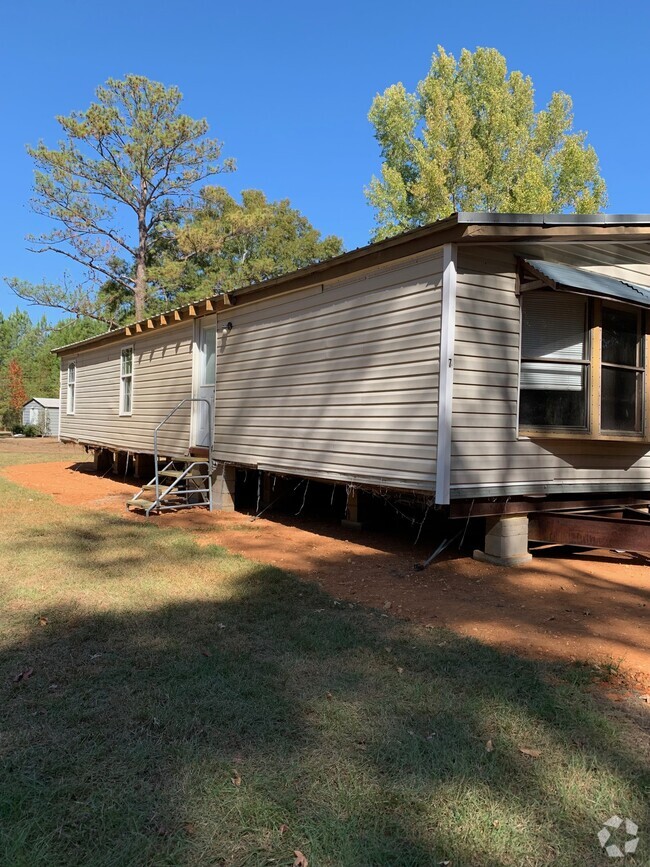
[126,398,213,517]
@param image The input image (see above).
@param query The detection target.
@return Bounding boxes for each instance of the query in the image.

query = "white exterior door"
[193,321,217,448]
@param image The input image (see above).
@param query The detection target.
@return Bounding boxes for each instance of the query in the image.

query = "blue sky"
[1,0,649,319]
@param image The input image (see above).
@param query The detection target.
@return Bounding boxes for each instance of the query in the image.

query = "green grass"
[0,440,648,866]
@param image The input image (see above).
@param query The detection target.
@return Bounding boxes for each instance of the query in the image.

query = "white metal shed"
[22,398,60,436]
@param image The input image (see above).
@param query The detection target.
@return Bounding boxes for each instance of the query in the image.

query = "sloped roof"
[52,212,650,356]
[24,397,60,409]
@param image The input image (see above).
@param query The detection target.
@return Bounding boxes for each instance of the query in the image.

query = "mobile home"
[54,213,650,564]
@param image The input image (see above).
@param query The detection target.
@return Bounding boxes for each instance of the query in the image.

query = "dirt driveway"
[3,439,649,682]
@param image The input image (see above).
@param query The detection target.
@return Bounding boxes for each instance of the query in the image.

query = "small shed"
[22,398,60,436]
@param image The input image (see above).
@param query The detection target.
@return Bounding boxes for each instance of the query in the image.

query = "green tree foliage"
[0,310,103,427]
[6,76,343,326]
[6,75,233,323]
[366,47,607,240]
[107,187,344,314]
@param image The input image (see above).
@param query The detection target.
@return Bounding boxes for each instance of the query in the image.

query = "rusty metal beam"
[529,511,650,552]
[449,496,650,519]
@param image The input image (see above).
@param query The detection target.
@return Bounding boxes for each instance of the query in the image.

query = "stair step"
[127,498,157,510]
[128,490,194,507]
[127,493,209,510]
[162,457,209,465]
[158,470,210,480]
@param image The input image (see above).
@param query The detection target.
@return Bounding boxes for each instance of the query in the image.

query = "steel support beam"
[529,511,650,552]
[450,496,650,520]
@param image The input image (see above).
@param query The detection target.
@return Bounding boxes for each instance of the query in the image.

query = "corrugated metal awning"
[521,258,650,308]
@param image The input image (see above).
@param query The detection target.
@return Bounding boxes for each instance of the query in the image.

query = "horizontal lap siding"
[59,323,194,455]
[450,246,650,497]
[214,252,443,491]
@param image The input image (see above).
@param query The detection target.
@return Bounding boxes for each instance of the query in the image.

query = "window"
[200,327,217,387]
[120,347,133,415]
[601,305,644,432]
[519,290,647,439]
[67,362,76,415]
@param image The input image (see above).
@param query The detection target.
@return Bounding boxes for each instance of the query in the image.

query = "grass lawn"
[0,442,648,866]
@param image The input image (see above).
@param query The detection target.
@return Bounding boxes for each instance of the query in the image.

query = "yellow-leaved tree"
[366,47,607,240]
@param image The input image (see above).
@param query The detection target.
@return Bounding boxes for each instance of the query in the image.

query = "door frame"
[190,315,218,448]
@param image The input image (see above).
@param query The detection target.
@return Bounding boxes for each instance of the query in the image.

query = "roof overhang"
[52,212,650,356]
[520,258,650,308]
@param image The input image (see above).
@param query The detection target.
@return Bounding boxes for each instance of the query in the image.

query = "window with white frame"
[67,362,76,415]
[120,347,133,415]
[519,289,647,438]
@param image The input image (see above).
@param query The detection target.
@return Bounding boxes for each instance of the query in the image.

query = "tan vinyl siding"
[450,246,650,497]
[213,251,443,491]
[59,322,195,456]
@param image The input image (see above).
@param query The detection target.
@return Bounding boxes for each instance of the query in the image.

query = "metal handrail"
[153,398,213,504]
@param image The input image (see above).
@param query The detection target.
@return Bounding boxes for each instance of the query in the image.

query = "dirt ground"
[3,438,649,686]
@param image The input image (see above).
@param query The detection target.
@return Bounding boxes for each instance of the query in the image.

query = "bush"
[11,424,24,435]
[22,424,42,438]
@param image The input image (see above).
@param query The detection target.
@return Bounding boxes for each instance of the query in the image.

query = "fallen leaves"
[485,739,494,753]
[231,770,242,787]
[13,668,34,683]
[279,823,289,836]
[293,851,308,867]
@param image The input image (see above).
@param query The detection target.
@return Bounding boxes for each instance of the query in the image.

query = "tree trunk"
[134,201,147,321]
[134,252,146,321]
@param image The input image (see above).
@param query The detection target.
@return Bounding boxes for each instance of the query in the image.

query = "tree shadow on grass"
[1,520,649,866]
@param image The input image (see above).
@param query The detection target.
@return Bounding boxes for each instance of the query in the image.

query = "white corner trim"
[58,363,63,440]
[435,243,457,505]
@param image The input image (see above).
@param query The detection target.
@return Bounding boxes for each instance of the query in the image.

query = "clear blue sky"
[2,0,649,320]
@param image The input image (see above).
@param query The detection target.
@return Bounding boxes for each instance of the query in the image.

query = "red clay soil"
[3,442,649,685]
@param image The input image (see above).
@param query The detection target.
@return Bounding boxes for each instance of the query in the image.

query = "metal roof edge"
[457,212,650,226]
[520,256,650,308]
[52,211,650,355]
